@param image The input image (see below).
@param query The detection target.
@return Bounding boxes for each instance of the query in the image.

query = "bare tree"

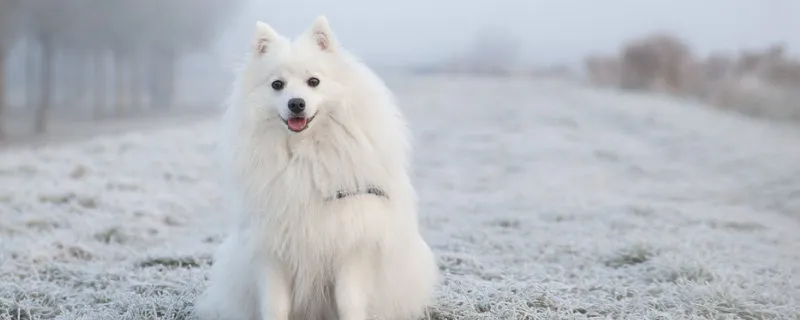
[8,0,244,135]
[0,0,22,138]
[143,0,243,109]
[619,33,693,95]
[79,0,117,118]
[19,0,81,133]
[463,27,520,75]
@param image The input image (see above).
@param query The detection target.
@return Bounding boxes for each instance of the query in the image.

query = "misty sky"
[216,0,799,68]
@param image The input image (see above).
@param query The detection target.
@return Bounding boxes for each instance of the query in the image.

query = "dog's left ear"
[305,15,338,52]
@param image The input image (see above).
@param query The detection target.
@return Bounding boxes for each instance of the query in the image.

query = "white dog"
[194,16,439,320]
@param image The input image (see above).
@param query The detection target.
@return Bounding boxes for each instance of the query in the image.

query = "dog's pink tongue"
[288,117,308,131]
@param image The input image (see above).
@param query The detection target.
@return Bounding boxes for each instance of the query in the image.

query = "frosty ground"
[1,74,799,320]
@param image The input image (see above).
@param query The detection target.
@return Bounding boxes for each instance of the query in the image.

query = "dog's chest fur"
[239,125,397,249]
[249,123,391,206]
[239,128,398,314]
[284,136,380,200]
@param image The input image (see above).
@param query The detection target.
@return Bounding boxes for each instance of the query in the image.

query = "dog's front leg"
[257,261,291,320]
[335,254,373,320]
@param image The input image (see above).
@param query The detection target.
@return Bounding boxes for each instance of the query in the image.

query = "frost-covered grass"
[1,75,800,319]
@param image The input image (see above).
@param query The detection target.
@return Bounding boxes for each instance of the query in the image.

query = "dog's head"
[241,16,346,133]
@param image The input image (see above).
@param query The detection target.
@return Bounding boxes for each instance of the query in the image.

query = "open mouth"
[282,112,317,132]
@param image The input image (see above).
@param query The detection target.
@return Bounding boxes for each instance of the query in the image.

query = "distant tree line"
[0,0,242,137]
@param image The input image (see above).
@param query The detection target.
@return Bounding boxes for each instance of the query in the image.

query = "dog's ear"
[254,21,279,55]
[305,15,338,52]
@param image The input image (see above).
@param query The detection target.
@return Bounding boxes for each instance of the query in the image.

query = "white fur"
[194,16,439,320]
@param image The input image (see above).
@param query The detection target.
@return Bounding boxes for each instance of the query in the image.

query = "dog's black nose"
[288,98,305,114]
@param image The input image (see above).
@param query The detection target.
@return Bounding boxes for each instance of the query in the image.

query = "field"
[1,74,799,319]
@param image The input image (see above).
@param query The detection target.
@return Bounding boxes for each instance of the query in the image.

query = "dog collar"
[329,185,389,201]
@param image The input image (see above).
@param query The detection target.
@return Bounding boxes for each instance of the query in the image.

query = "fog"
[0,0,798,143]
[223,0,800,67]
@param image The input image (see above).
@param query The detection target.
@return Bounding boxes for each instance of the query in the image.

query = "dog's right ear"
[254,21,279,55]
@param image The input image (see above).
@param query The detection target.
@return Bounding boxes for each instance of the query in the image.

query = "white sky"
[218,0,799,68]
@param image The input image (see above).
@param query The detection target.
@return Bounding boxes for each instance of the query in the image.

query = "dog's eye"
[271,80,285,91]
[307,77,320,88]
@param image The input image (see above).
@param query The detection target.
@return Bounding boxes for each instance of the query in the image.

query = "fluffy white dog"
[194,16,439,320]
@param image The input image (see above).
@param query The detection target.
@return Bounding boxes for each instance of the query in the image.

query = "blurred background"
[0,0,799,145]
[2,2,800,318]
